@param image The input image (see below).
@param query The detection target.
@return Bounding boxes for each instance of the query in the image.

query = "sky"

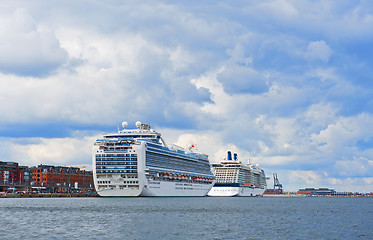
[0,0,372,192]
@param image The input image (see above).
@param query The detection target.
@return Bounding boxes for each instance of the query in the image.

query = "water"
[0,197,372,240]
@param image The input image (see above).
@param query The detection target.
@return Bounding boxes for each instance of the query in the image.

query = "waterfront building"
[29,165,94,193]
[297,188,336,196]
[0,161,29,192]
[263,188,283,195]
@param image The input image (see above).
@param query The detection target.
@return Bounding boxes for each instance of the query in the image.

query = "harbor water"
[1,197,372,239]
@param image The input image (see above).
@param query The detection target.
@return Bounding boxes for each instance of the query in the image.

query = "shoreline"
[263,194,372,197]
[1,193,371,198]
[0,192,99,198]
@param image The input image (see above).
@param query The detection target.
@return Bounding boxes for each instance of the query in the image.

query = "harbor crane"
[273,173,282,190]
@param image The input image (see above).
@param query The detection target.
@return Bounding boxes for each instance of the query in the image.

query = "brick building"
[0,161,29,192]
[29,165,93,193]
[297,188,336,196]
[264,188,283,195]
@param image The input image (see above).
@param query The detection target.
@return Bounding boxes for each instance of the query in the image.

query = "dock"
[0,192,99,198]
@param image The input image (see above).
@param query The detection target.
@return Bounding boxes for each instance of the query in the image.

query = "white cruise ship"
[92,121,215,197]
[207,151,267,197]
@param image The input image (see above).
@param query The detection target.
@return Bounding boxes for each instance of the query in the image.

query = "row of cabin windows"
[97,170,137,173]
[97,181,111,184]
[96,154,137,157]
[96,158,137,161]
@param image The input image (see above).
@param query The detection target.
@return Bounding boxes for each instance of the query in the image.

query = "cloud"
[217,65,269,95]
[289,170,322,186]
[0,26,213,127]
[0,134,96,169]
[310,113,373,155]
[243,1,373,39]
[305,40,333,62]
[334,157,373,178]
[0,8,67,76]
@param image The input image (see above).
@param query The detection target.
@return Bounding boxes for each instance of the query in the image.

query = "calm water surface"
[0,197,372,239]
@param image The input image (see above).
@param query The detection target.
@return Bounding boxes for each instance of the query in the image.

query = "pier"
[0,192,99,198]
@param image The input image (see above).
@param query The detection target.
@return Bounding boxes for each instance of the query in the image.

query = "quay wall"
[0,192,99,198]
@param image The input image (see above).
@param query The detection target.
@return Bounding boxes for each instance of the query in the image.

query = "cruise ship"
[92,121,215,196]
[207,151,267,197]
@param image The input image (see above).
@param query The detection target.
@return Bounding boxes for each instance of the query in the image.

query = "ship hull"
[96,180,213,197]
[141,180,212,196]
[207,185,266,197]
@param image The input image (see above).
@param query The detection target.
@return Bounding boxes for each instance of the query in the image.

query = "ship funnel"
[227,151,232,161]
[233,153,238,161]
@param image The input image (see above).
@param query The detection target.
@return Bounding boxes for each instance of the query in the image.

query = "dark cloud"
[217,65,268,95]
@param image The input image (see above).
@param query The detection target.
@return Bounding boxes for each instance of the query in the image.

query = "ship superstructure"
[92,121,214,196]
[207,151,267,197]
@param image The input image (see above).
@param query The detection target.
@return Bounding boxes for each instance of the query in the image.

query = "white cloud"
[305,40,333,62]
[290,170,322,186]
[244,1,373,39]
[0,8,67,76]
[168,46,196,73]
[310,113,373,155]
[0,24,213,125]
[302,103,339,133]
[334,157,373,177]
[1,135,97,169]
[256,0,299,19]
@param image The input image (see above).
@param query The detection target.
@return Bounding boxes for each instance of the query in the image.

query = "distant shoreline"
[263,194,372,198]
[0,192,99,198]
[1,193,371,198]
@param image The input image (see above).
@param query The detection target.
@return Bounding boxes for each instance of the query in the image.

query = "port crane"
[273,173,282,190]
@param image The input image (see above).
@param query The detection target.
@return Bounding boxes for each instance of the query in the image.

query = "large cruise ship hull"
[96,180,213,197]
[207,185,266,197]
[142,180,212,196]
